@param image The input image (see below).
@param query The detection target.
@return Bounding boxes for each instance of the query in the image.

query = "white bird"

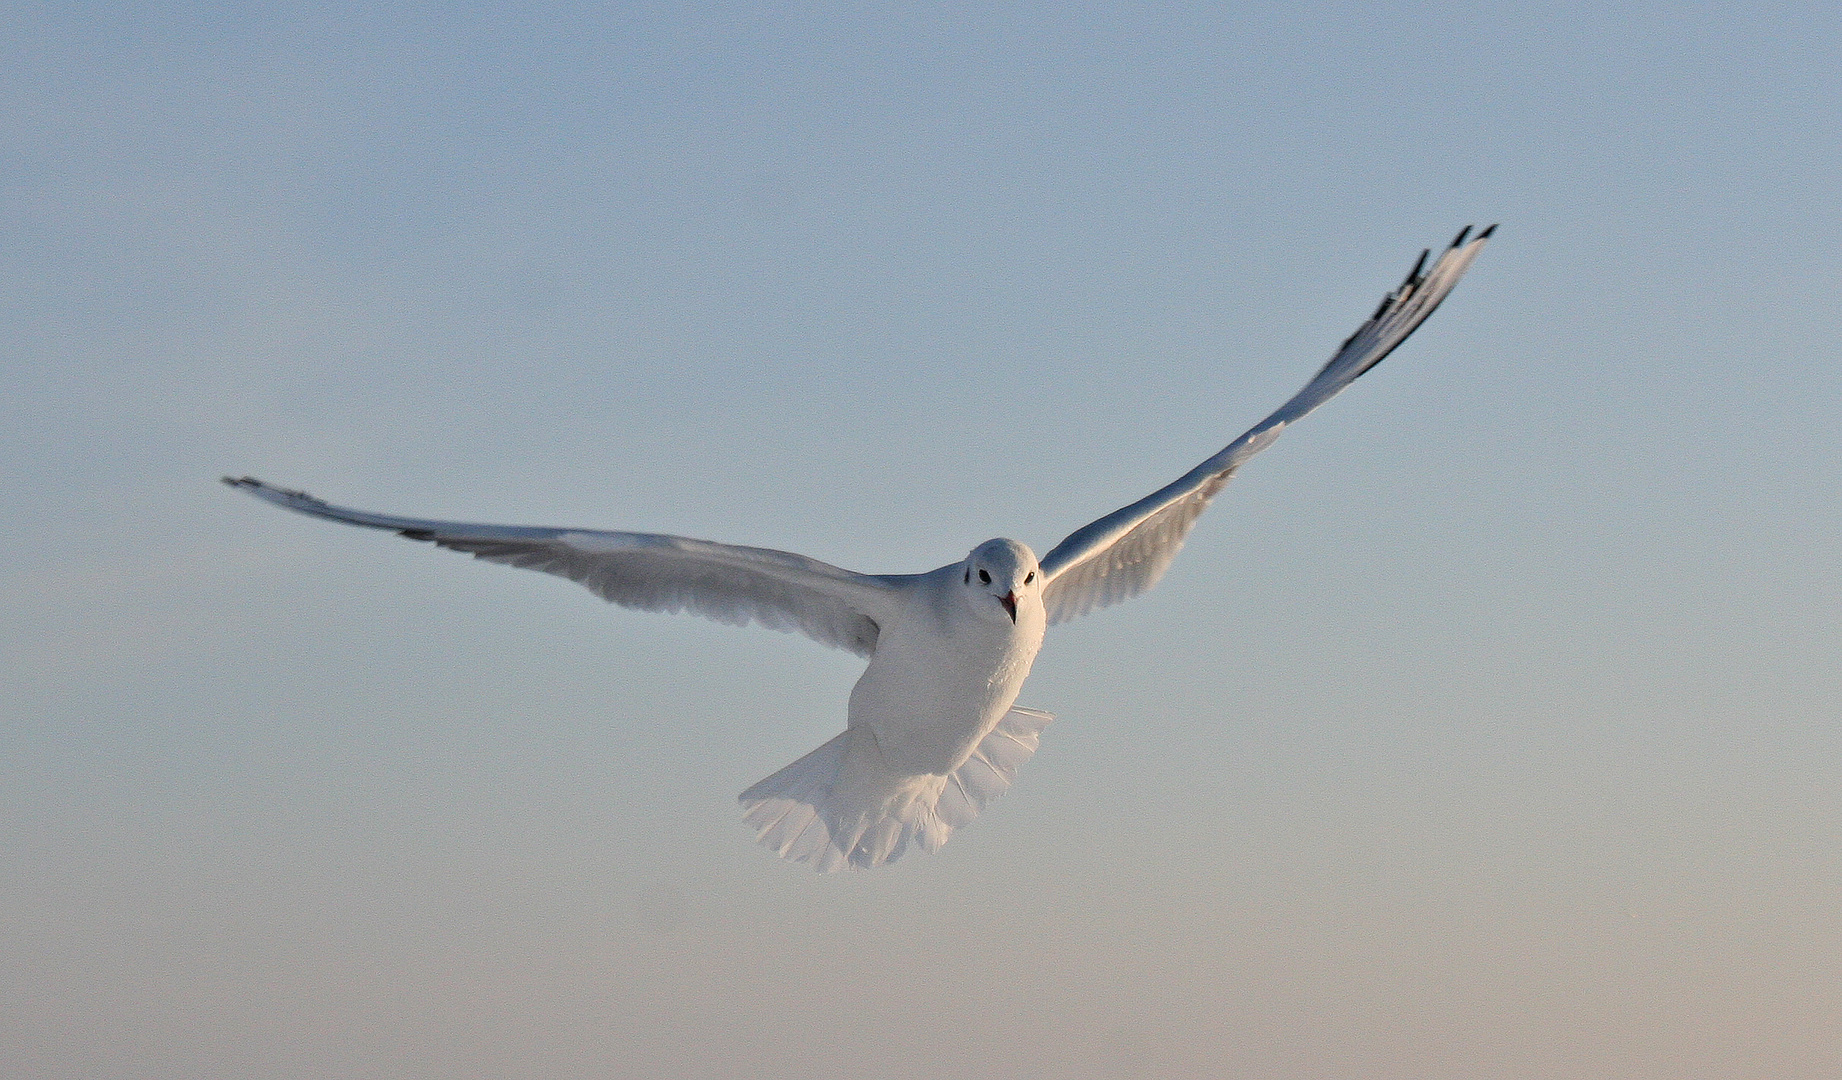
[225,226,1492,871]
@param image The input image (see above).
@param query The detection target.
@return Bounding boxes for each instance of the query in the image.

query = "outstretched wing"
[223,477,910,656]
[1039,225,1493,624]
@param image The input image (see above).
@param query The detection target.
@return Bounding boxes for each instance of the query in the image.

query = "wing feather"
[223,477,908,656]
[1039,226,1493,624]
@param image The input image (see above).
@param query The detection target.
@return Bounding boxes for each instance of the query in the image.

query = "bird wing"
[223,476,910,656]
[1038,226,1493,624]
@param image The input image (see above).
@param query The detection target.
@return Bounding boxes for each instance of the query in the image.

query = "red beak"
[1001,592,1017,622]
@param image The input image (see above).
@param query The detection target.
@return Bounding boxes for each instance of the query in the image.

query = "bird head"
[961,538,1041,625]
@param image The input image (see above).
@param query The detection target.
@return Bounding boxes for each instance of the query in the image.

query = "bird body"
[225,226,1493,871]
[742,539,1049,869]
[853,541,1046,777]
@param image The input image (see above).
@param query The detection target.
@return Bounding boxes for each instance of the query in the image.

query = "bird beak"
[1001,592,1017,622]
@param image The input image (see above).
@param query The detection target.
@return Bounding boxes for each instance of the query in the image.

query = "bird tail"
[738,706,1053,871]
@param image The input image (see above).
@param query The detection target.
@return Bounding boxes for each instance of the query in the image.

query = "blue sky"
[5,3,1840,1077]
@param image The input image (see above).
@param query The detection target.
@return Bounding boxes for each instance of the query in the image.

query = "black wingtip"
[1478,223,1497,239]
[1402,248,1429,288]
[1450,225,1472,248]
[224,475,330,507]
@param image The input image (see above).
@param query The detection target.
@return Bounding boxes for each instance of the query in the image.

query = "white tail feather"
[739,706,1053,871]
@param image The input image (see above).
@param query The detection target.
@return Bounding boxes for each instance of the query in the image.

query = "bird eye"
[978,570,991,584]
[1025,572,1034,584]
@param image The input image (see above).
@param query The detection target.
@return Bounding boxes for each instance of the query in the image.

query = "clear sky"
[4,2,1839,1077]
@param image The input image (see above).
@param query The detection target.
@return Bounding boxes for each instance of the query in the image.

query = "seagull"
[225,225,1492,871]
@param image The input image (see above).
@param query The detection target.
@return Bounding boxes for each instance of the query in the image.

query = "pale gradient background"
[4,3,1840,1078]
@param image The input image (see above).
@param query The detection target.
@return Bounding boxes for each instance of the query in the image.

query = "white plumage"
[225,226,1492,870]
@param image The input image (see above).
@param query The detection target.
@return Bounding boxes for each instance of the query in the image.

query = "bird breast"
[846,584,1046,777]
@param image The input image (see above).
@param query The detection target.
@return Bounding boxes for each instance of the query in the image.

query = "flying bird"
[225,225,1493,871]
